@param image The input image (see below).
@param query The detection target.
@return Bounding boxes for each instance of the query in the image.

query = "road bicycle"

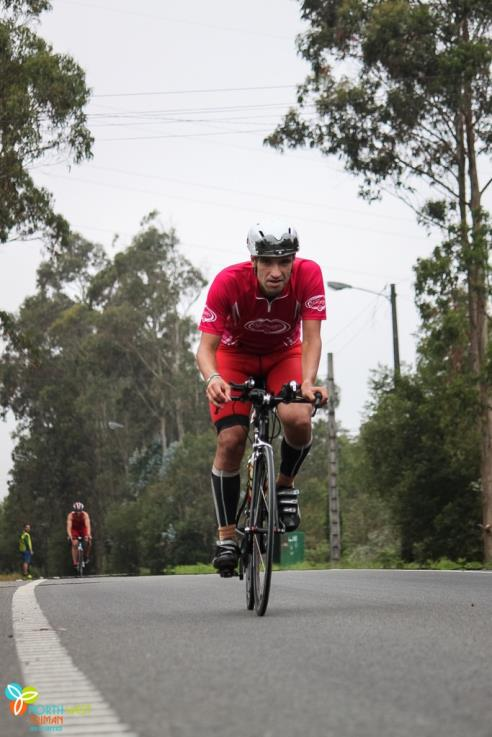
[74,536,86,578]
[231,379,322,616]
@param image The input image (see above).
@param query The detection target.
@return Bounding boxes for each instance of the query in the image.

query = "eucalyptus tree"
[0,0,93,344]
[267,1,492,559]
[0,234,110,572]
[359,366,481,563]
[0,0,92,246]
[88,214,208,456]
[0,222,209,572]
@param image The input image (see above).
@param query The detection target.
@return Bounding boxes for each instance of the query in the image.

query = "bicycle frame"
[246,423,280,532]
[233,379,321,615]
[235,392,281,543]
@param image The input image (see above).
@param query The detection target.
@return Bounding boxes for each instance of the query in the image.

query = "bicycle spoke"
[253,535,266,570]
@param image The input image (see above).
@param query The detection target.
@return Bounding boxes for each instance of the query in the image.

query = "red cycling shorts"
[210,345,302,432]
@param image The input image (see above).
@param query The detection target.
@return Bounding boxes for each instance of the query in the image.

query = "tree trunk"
[479,396,492,560]
[462,19,492,560]
[160,414,167,460]
[174,318,185,441]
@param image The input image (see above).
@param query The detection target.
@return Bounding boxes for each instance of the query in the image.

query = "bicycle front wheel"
[77,545,84,578]
[251,444,275,616]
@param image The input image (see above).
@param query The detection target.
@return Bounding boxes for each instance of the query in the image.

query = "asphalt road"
[2,570,492,737]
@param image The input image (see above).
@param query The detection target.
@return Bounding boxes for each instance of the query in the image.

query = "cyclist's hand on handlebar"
[206,375,231,407]
[300,380,328,406]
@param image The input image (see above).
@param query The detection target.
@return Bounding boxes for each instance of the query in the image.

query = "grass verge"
[165,558,492,575]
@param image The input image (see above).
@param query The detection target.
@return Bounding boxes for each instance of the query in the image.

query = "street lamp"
[107,420,129,482]
[327,281,401,379]
[108,421,125,431]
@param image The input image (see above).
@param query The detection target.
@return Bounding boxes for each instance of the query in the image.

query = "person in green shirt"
[19,523,33,579]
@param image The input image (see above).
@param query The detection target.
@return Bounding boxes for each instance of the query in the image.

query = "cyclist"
[67,502,92,569]
[19,523,34,579]
[196,221,328,576]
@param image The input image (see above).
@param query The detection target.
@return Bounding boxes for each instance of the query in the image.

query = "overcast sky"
[0,0,473,499]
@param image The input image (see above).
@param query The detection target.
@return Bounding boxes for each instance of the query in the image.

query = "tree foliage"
[0,0,92,246]
[266,1,491,211]
[360,368,481,563]
[0,218,209,574]
[267,0,492,560]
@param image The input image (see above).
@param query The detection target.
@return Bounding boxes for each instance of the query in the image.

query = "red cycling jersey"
[198,258,326,355]
[69,512,89,538]
[199,258,326,428]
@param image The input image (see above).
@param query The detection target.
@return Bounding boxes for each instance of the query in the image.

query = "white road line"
[12,580,139,737]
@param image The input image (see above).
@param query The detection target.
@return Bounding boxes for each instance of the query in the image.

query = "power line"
[138,128,344,171]
[87,102,301,117]
[87,164,415,224]
[84,102,311,131]
[47,221,411,288]
[61,0,294,41]
[37,170,427,241]
[328,293,385,343]
[90,108,310,122]
[11,102,302,125]
[93,85,298,99]
[330,298,386,355]
[92,111,313,141]
[88,114,305,129]
[98,127,273,142]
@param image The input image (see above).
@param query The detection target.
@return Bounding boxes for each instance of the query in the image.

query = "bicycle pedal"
[219,569,238,578]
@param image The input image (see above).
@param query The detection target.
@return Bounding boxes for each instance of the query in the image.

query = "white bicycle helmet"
[72,501,84,512]
[246,221,299,257]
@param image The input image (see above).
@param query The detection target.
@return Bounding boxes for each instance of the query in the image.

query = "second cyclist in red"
[67,501,92,570]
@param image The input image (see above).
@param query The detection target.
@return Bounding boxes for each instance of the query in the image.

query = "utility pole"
[390,284,401,379]
[327,353,341,562]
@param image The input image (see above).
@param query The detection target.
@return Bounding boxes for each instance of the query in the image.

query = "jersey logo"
[244,318,290,334]
[305,294,325,312]
[201,305,217,323]
[221,333,239,346]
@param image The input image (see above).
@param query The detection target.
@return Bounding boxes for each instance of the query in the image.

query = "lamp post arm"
[327,280,401,382]
[350,285,390,300]
[326,281,389,301]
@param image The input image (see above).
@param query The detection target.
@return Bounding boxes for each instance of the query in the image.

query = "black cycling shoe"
[277,487,301,532]
[212,539,239,577]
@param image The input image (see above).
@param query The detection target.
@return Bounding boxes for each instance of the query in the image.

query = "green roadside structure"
[274,531,304,566]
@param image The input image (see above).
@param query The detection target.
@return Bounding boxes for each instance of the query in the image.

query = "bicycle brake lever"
[312,391,323,417]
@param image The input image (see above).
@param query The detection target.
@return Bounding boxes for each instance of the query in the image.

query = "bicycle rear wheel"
[251,445,275,616]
